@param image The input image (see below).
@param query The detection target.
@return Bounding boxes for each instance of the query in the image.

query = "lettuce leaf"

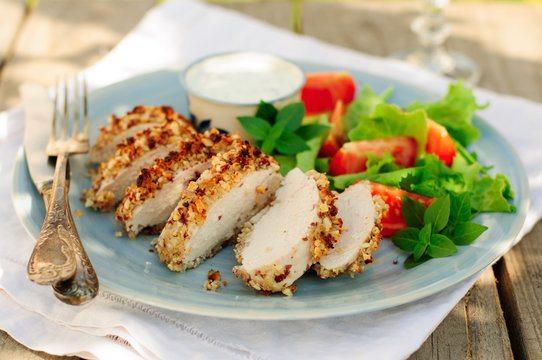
[330,152,402,190]
[348,103,428,156]
[406,82,487,146]
[343,86,393,134]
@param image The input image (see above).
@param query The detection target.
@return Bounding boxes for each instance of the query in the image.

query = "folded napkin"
[1,0,541,359]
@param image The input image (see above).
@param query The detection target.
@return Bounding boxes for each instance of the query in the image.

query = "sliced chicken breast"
[153,143,281,272]
[84,119,194,211]
[314,181,386,278]
[115,130,241,239]
[233,169,342,295]
[89,105,193,163]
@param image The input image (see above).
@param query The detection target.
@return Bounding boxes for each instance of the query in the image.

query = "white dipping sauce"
[184,52,304,105]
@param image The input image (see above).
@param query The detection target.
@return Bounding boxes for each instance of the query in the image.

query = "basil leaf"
[274,154,296,176]
[275,132,310,155]
[295,123,331,140]
[449,192,472,226]
[237,116,271,141]
[402,195,427,229]
[414,223,431,261]
[392,227,420,252]
[424,195,450,232]
[255,101,278,124]
[261,122,287,154]
[404,254,431,269]
[427,234,457,258]
[276,102,305,132]
[452,221,488,245]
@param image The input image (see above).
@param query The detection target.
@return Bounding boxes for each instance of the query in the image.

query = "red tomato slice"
[426,118,456,166]
[301,72,356,115]
[318,100,346,158]
[367,182,435,237]
[329,137,418,176]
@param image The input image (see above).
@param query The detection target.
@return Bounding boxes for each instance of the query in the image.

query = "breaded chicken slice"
[153,142,281,272]
[115,130,241,239]
[233,169,342,295]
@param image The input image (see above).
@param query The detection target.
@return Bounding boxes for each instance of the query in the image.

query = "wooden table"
[1,1,541,358]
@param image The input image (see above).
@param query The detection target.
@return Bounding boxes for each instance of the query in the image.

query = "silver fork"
[27,76,99,305]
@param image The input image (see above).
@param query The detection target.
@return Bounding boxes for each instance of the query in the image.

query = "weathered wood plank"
[0,0,155,111]
[218,1,542,103]
[495,221,542,359]
[408,267,513,360]
[0,0,26,67]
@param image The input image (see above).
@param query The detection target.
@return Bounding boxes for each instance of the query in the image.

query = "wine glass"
[391,0,481,85]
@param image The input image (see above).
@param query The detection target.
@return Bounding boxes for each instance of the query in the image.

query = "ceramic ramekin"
[181,51,305,140]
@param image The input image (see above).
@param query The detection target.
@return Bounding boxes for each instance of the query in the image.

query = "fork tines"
[46,76,89,156]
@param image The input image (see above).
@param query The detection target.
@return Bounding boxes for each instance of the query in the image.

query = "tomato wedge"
[329,137,417,176]
[426,118,456,166]
[318,100,346,158]
[301,72,356,115]
[367,182,435,236]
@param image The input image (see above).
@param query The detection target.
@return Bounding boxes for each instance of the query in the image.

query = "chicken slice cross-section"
[153,142,282,272]
[84,118,194,211]
[115,130,241,239]
[233,168,343,295]
[89,105,193,163]
[314,181,386,278]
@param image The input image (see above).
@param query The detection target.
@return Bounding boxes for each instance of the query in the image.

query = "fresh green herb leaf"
[296,137,323,172]
[275,132,310,155]
[404,254,432,269]
[276,102,305,132]
[295,123,331,140]
[452,221,488,245]
[330,152,405,190]
[392,227,420,252]
[427,234,457,258]
[401,155,466,197]
[343,85,394,134]
[315,158,330,173]
[424,195,450,232]
[406,81,487,146]
[402,195,427,229]
[255,101,278,124]
[348,104,428,156]
[237,116,271,141]
[365,152,402,175]
[449,192,472,227]
[274,154,296,176]
[261,121,287,154]
[471,173,516,213]
[414,223,432,261]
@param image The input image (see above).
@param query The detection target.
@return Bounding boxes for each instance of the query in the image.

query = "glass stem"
[291,0,303,34]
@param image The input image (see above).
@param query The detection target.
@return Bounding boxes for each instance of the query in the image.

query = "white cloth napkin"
[1,0,541,359]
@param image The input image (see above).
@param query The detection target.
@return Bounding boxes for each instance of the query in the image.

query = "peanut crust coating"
[89,105,193,163]
[84,118,195,211]
[115,130,241,238]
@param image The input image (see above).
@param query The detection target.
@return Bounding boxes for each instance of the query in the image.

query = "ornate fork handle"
[27,152,79,285]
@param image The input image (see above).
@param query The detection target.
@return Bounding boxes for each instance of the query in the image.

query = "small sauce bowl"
[181,51,305,140]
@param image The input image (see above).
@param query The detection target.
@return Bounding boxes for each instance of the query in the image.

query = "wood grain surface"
[1,0,540,359]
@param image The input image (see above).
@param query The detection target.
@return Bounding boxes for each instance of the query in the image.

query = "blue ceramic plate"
[11,63,529,319]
